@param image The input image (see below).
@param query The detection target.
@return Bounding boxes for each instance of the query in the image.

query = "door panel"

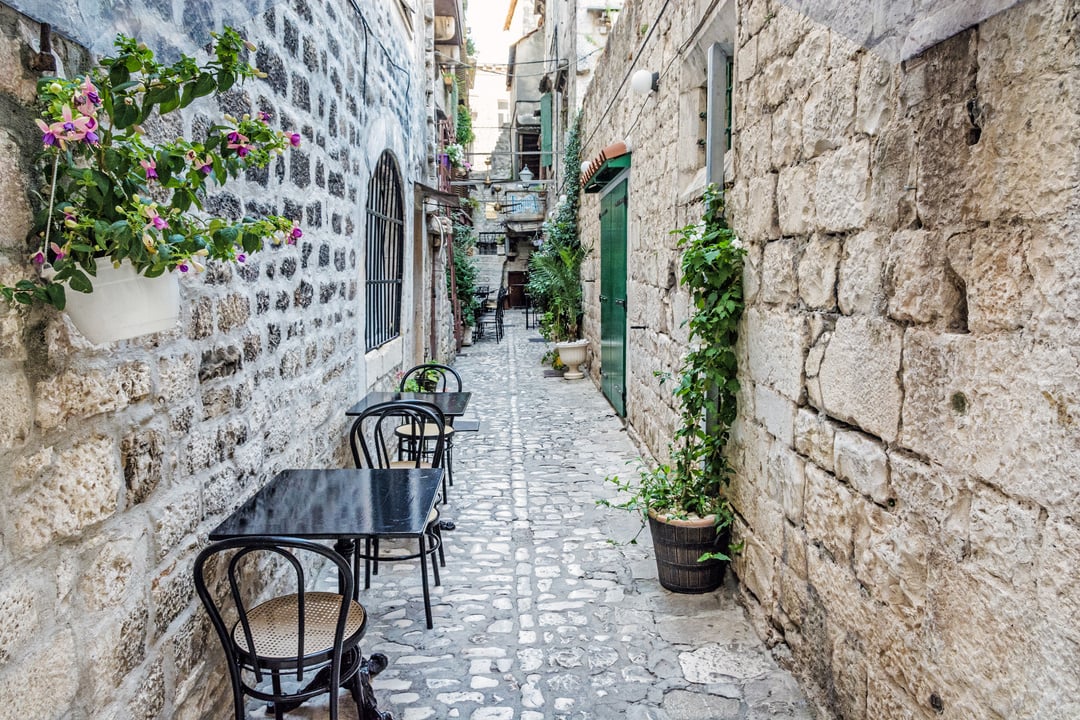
[600,179,627,416]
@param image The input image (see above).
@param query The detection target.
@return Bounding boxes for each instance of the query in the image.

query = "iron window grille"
[365,151,405,351]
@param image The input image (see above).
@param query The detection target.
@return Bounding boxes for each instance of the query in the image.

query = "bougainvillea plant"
[0,27,302,310]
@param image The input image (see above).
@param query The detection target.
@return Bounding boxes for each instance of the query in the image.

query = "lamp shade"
[519,166,534,183]
[630,69,659,94]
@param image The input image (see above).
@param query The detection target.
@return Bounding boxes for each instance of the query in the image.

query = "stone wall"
[0,2,436,718]
[579,0,1080,717]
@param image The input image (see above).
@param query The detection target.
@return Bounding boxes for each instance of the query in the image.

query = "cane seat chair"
[395,363,463,497]
[193,536,368,720]
[349,400,447,625]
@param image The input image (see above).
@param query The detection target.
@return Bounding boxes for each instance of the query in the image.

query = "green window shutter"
[540,92,552,167]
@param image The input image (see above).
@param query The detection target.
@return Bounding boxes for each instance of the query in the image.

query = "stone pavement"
[293,311,815,720]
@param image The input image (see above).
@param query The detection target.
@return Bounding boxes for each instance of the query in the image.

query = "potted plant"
[448,221,479,342]
[0,28,301,343]
[445,143,470,178]
[603,184,745,593]
[526,113,588,379]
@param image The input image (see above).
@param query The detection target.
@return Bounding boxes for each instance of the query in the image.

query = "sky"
[465,0,517,62]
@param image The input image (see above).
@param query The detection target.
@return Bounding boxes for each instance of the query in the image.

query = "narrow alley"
[293,311,812,720]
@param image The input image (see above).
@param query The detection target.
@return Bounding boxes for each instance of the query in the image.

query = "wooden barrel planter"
[647,510,729,594]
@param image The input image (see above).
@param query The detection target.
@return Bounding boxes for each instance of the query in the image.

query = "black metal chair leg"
[418,533,433,629]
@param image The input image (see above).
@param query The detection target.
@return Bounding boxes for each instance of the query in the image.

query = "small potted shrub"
[526,114,587,378]
[0,28,301,343]
[603,185,745,592]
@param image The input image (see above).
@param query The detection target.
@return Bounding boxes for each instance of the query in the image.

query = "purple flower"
[140,159,157,179]
[236,253,247,263]
[227,131,242,144]
[30,250,45,265]
[151,215,168,230]
[178,262,190,273]
[41,131,57,146]
[84,130,99,145]
[236,145,250,158]
[288,226,303,244]
[288,132,301,147]
[258,111,271,122]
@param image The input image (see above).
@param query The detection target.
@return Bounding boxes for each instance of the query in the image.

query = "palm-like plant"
[528,243,585,342]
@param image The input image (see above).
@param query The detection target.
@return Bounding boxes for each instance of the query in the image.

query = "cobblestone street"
[294,312,813,720]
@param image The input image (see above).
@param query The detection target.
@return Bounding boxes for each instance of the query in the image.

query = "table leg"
[334,539,356,598]
[418,533,433,629]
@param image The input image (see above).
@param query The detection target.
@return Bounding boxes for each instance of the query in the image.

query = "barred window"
[365,151,405,351]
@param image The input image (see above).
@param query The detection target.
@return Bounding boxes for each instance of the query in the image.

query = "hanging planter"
[0,28,302,337]
[46,261,179,344]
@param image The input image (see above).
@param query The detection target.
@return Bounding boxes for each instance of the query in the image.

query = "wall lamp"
[630,69,659,94]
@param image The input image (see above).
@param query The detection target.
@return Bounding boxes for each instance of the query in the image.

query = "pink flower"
[226,130,251,157]
[140,158,158,179]
[35,119,57,146]
[151,215,168,230]
[30,250,45,265]
[42,105,98,147]
[258,111,271,122]
[288,226,302,244]
[288,132,301,147]
[49,242,65,261]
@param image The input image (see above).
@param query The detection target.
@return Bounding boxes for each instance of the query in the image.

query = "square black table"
[209,467,444,628]
[346,391,472,419]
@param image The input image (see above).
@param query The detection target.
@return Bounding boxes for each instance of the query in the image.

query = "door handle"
[614,298,627,308]
[599,294,608,302]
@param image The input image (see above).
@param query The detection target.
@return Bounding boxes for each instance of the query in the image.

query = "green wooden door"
[600,179,628,416]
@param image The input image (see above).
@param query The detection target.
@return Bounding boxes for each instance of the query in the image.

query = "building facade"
[0,0,463,716]
[574,0,1080,717]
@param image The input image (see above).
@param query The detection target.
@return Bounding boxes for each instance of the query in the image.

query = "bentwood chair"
[396,363,462,497]
[193,536,368,720]
[349,400,447,624]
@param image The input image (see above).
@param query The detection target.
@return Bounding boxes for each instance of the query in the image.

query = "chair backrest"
[349,400,446,469]
[193,536,356,683]
[399,363,462,392]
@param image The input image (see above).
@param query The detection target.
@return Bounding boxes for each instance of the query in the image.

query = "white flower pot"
[55,260,180,344]
[462,326,474,346]
[555,339,588,380]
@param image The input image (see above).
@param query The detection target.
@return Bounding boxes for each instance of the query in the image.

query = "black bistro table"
[345,391,472,420]
[209,467,444,628]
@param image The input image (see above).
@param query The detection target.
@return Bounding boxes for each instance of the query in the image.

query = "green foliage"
[448,222,479,327]
[455,103,474,147]
[0,28,298,310]
[603,184,745,535]
[527,111,583,343]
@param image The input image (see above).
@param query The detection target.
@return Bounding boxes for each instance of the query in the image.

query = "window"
[477,232,504,255]
[365,151,405,351]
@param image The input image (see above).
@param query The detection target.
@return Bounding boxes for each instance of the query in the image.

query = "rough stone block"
[853,505,927,613]
[754,383,795,446]
[0,132,33,245]
[0,628,77,719]
[833,428,891,506]
[152,555,196,635]
[760,239,797,306]
[855,53,894,136]
[770,101,803,168]
[900,329,1080,506]
[950,225,1036,333]
[803,464,854,565]
[968,484,1040,588]
[122,427,165,507]
[217,293,251,333]
[15,436,121,552]
[1039,516,1080,644]
[152,489,201,563]
[86,601,149,704]
[888,450,970,561]
[811,316,902,442]
[814,139,869,233]
[79,529,146,611]
[797,235,840,310]
[0,580,38,665]
[745,173,779,241]
[801,64,856,158]
[793,408,836,473]
[765,442,805,524]
[35,363,151,429]
[744,307,807,401]
[886,229,965,327]
[837,230,886,315]
[776,163,815,237]
[0,369,31,449]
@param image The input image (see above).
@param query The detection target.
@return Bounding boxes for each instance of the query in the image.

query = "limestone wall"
[579,0,1080,717]
[0,2,436,718]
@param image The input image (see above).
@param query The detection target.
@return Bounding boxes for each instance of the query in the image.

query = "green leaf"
[113,101,139,129]
[45,283,67,310]
[67,269,94,294]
